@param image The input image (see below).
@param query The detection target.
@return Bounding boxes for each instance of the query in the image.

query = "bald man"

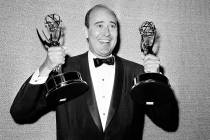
[10,4,179,140]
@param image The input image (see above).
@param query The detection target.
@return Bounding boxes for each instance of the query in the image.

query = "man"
[10,4,179,140]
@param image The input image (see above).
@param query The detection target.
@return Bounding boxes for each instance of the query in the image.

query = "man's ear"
[84,26,89,39]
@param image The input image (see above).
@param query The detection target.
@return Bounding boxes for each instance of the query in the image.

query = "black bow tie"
[93,57,115,67]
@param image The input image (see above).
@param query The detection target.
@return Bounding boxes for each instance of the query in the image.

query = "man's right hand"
[39,47,66,77]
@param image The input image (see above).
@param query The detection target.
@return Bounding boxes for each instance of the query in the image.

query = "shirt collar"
[88,51,113,59]
[88,51,115,68]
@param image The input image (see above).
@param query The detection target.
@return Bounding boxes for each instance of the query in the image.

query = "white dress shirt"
[88,51,115,130]
[29,69,48,84]
[29,51,116,130]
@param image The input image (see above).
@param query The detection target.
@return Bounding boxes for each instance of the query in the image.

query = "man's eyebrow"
[94,21,104,25]
[94,21,117,25]
[110,21,117,25]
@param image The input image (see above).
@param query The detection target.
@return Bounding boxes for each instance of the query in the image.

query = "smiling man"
[10,4,179,140]
[85,5,118,58]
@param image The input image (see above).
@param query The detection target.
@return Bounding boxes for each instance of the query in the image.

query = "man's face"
[86,7,118,57]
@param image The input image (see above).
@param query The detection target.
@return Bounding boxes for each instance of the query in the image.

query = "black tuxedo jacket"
[10,52,179,140]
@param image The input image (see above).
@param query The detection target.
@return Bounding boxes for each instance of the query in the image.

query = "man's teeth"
[99,40,110,43]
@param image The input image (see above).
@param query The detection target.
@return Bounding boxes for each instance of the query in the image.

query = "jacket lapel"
[105,56,123,129]
[79,53,123,132]
[80,52,103,132]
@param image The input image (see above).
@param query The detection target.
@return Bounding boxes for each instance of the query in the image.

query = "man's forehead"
[89,7,117,22]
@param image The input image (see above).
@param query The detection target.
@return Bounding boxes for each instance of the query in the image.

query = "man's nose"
[104,26,111,36]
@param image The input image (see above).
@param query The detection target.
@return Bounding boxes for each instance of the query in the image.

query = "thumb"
[63,46,71,56]
[140,51,145,60]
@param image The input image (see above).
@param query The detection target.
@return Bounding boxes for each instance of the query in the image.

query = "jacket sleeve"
[129,61,179,132]
[144,82,179,132]
[10,76,51,124]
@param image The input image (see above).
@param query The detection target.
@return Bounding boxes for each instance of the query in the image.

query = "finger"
[140,51,145,60]
[62,46,67,51]
[144,64,160,73]
[48,47,64,52]
[49,48,65,56]
[61,57,65,64]
[55,56,65,65]
[48,52,64,59]
[144,54,160,61]
[144,60,160,66]
[63,46,71,56]
[144,57,160,64]
[145,63,160,69]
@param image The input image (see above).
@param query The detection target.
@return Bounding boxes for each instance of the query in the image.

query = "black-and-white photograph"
[0,0,209,139]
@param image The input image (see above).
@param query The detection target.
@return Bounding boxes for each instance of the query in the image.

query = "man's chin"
[99,42,111,48]
[97,51,113,58]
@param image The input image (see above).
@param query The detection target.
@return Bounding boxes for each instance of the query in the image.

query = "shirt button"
[103,113,106,116]
[102,96,105,98]
[102,78,104,81]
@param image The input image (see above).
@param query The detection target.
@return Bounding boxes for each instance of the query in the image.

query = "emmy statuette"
[36,14,88,106]
[130,21,172,105]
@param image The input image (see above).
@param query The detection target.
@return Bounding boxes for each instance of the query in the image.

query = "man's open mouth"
[98,39,111,44]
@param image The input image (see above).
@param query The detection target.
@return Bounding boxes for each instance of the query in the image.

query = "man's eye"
[97,24,103,28]
[110,24,116,29]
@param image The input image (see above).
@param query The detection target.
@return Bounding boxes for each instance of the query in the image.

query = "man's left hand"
[143,54,160,73]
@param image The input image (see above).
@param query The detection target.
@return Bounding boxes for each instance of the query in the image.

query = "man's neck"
[89,50,112,59]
